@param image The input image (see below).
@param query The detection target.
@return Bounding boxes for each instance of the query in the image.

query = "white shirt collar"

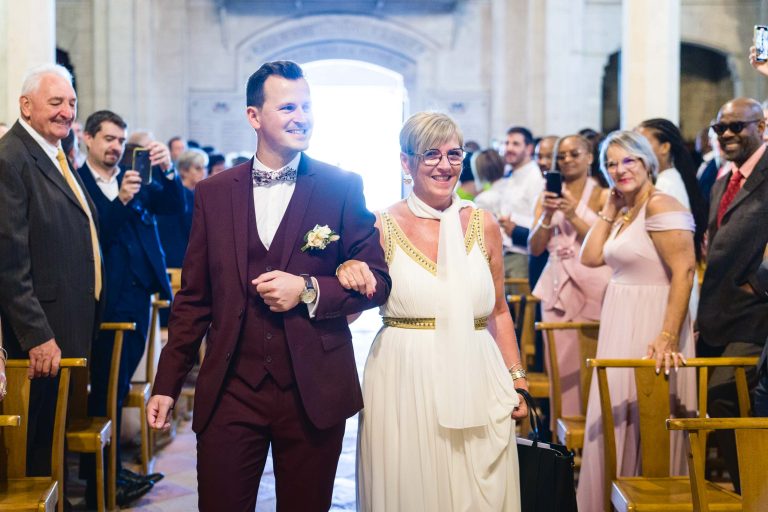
[19,117,61,161]
[86,159,119,184]
[252,153,302,174]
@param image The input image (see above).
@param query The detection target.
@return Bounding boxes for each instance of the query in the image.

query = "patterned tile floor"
[72,310,382,511]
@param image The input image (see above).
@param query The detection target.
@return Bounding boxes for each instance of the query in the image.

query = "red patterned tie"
[716,169,744,227]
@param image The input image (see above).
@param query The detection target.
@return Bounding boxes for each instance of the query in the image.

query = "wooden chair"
[0,358,87,512]
[536,321,599,453]
[67,323,135,512]
[589,357,756,512]
[667,417,768,512]
[123,298,169,474]
[504,277,531,297]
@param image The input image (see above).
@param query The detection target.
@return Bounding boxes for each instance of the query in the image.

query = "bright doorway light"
[303,60,407,211]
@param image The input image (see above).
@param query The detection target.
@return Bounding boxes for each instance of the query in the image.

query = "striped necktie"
[56,149,102,299]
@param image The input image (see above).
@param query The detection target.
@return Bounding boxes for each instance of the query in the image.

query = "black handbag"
[516,388,578,512]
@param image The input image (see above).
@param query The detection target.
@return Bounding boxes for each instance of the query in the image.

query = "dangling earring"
[403,173,413,185]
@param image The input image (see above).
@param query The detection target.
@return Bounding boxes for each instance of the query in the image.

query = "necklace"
[619,186,654,224]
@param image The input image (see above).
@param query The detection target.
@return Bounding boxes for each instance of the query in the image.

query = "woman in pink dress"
[577,130,697,511]
[530,135,612,423]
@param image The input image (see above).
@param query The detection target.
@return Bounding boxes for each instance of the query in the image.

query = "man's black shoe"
[116,478,153,507]
[120,467,165,484]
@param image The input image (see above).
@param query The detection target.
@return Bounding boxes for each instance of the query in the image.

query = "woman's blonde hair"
[399,112,464,159]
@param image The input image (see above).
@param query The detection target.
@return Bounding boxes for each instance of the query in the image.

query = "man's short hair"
[84,110,127,136]
[246,61,304,108]
[506,126,534,146]
[21,64,73,96]
[168,136,184,148]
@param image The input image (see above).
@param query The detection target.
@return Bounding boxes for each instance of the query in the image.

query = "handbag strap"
[516,388,542,444]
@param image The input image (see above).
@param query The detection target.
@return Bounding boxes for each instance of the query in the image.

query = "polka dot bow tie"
[252,167,298,187]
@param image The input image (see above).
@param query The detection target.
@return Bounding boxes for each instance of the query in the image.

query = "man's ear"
[19,95,32,120]
[246,106,261,131]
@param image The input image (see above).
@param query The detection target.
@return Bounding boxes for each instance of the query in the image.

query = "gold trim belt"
[383,316,489,330]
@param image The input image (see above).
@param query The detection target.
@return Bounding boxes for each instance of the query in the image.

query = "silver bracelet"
[597,212,615,223]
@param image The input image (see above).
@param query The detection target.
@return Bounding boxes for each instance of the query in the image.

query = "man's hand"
[118,170,142,205]
[750,46,768,78]
[27,339,62,379]
[147,394,175,432]
[252,271,305,312]
[498,215,516,237]
[146,141,172,172]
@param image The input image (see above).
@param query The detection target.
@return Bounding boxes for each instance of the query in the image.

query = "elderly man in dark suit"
[698,97,768,491]
[77,109,184,506]
[0,64,101,476]
[147,61,391,511]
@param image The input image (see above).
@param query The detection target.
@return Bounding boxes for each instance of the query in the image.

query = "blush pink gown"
[575,200,697,511]
[532,178,612,422]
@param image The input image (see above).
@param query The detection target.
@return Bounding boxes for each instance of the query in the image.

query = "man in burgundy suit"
[146,61,391,511]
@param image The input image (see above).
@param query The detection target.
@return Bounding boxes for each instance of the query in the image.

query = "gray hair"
[599,130,659,178]
[399,112,464,157]
[177,149,209,172]
[21,64,73,96]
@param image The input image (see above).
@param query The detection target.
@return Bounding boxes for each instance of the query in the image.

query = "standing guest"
[146,60,391,512]
[0,64,101,477]
[167,136,187,165]
[697,95,768,492]
[498,126,545,280]
[534,135,558,174]
[636,118,707,320]
[343,112,528,511]
[78,110,182,506]
[208,152,226,176]
[472,148,507,215]
[529,135,612,423]
[577,131,697,511]
[156,149,207,269]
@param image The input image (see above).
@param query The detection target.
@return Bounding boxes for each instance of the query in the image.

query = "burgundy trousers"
[196,374,345,512]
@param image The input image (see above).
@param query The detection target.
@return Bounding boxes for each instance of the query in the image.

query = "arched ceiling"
[217,0,464,16]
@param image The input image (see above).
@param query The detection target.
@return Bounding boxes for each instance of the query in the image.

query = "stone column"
[620,0,680,128]
[0,0,56,123]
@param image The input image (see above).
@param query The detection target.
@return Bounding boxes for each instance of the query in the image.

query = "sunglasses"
[710,119,762,136]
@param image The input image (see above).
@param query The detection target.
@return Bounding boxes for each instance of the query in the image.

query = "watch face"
[301,288,317,304]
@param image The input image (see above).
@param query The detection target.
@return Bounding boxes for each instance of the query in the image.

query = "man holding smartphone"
[78,110,184,507]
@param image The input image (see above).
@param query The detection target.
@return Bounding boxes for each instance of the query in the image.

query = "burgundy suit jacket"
[152,155,391,432]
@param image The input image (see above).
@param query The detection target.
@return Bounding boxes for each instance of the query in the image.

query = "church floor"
[69,310,382,511]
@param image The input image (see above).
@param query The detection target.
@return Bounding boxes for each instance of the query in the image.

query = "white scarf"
[406,192,490,429]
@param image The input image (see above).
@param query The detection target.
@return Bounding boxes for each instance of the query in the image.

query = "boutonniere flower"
[301,224,340,252]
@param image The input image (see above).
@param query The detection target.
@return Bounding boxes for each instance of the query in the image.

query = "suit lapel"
[278,154,316,270]
[231,161,252,295]
[13,122,85,214]
[723,153,768,219]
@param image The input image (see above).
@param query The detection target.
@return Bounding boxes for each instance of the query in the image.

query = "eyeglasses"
[710,119,762,136]
[409,148,465,167]
[605,156,641,172]
[556,149,585,162]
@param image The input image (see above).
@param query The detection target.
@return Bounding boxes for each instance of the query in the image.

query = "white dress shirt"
[19,117,88,203]
[251,153,319,313]
[86,161,120,201]
[655,167,690,210]
[498,159,545,254]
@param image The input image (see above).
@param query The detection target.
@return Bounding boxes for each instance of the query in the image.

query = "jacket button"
[266,266,273,272]
[265,356,272,363]
[225,352,231,361]
[238,308,244,318]
[265,332,273,340]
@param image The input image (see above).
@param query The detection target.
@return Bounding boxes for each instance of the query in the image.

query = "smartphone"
[756,25,768,62]
[132,147,152,185]
[545,171,563,197]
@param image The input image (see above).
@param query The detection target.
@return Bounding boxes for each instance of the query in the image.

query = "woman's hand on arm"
[646,195,695,375]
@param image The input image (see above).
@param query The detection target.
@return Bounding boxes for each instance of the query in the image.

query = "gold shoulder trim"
[380,211,396,265]
[386,213,437,275]
[464,208,490,262]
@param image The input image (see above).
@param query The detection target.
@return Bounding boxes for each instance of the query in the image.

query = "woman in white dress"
[337,112,529,511]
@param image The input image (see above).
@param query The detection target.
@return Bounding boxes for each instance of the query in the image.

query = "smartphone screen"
[133,147,152,185]
[545,171,563,197]
[756,25,768,62]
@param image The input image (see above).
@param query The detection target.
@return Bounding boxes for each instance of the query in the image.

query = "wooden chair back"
[667,417,768,512]
[167,267,182,296]
[536,321,599,420]
[504,277,531,296]
[0,359,86,481]
[507,294,540,370]
[145,296,170,384]
[588,357,757,512]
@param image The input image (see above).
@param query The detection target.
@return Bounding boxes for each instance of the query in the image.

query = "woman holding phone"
[576,130,697,511]
[529,135,611,424]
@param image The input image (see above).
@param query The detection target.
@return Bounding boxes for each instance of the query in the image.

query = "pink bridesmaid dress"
[575,197,697,511]
[532,178,612,422]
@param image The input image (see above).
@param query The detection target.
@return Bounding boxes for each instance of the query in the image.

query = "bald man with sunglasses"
[697,97,768,493]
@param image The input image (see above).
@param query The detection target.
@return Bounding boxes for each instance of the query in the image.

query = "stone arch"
[235,14,439,92]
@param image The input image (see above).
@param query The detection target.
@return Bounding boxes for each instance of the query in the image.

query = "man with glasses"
[697,97,768,492]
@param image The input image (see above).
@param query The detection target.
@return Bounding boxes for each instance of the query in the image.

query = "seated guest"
[78,111,184,506]
[208,152,226,176]
[456,151,478,199]
[534,135,558,175]
[529,135,612,423]
[577,130,697,511]
[472,148,506,215]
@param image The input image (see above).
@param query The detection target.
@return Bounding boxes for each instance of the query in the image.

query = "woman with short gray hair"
[176,149,209,191]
